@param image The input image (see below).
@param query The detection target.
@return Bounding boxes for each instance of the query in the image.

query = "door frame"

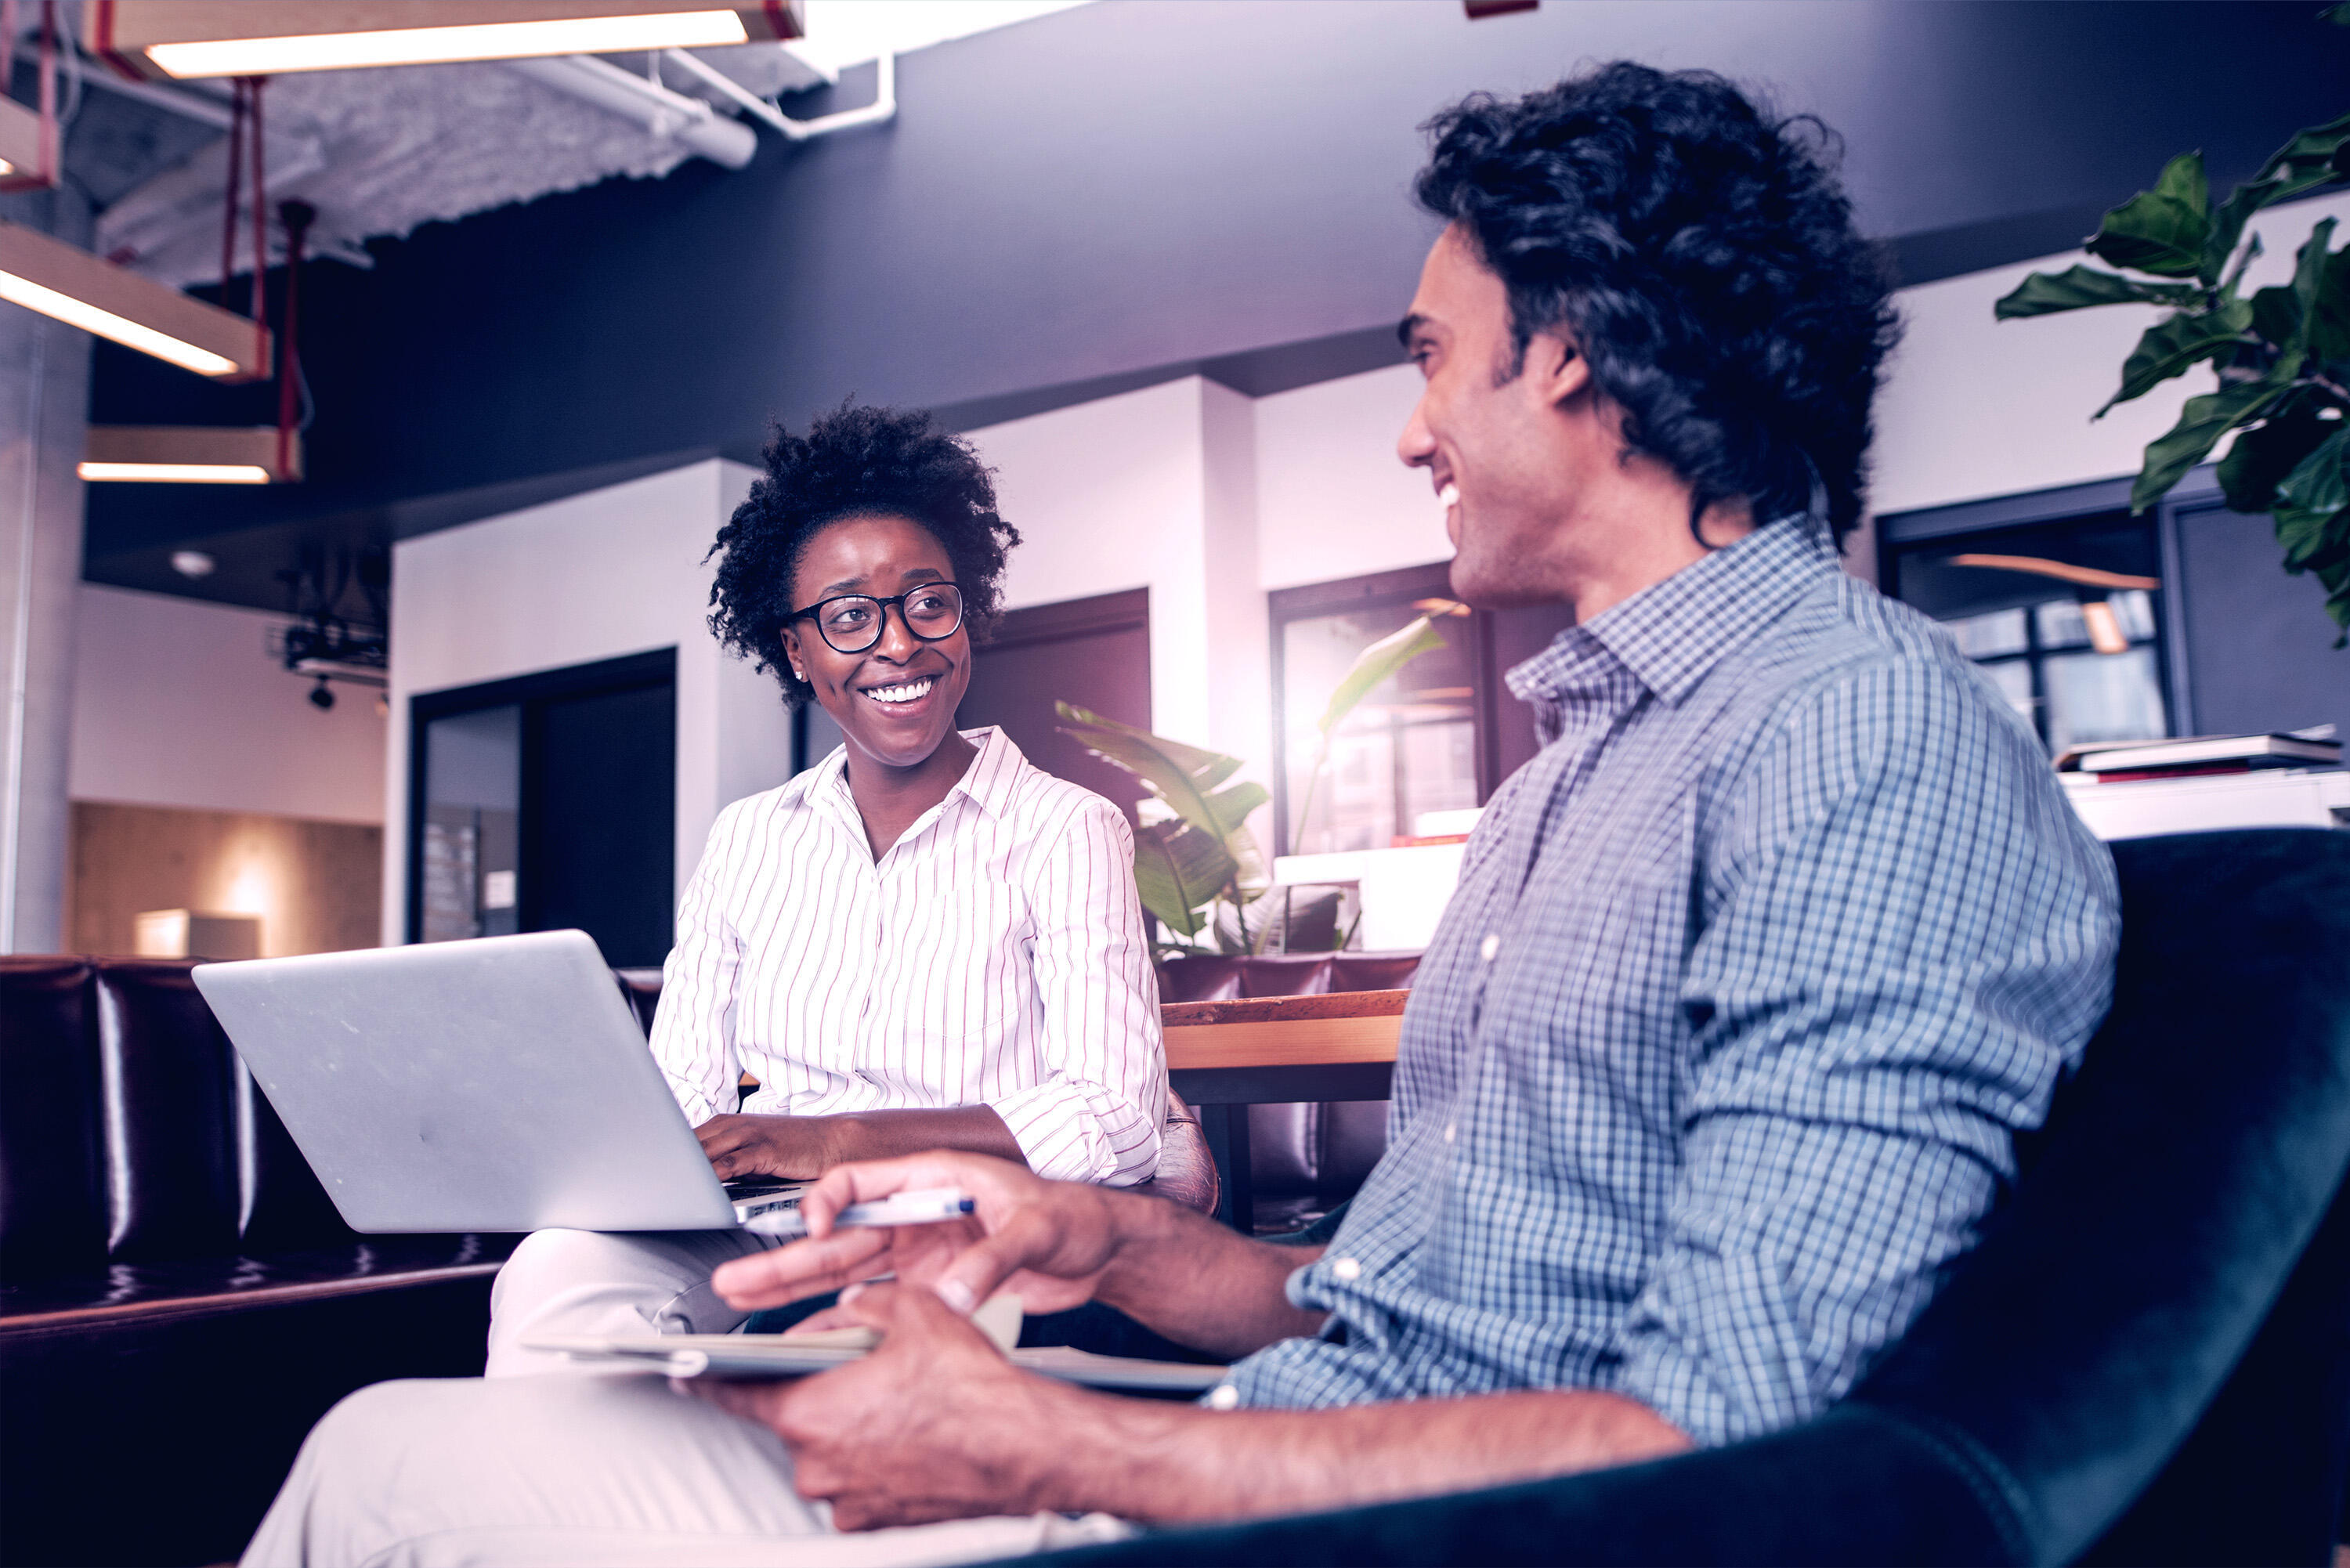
[404,647,676,945]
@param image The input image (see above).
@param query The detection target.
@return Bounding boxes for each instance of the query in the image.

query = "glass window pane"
[1282,605,1476,854]
[2110,587,2157,642]
[2043,647,2167,753]
[421,705,521,941]
[1947,607,2028,659]
[2034,598,2091,650]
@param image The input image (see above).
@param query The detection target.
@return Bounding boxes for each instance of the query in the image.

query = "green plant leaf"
[1130,819,1235,940]
[2251,283,2301,347]
[1055,702,1243,841]
[2243,110,2350,209]
[2273,428,2350,564]
[2317,246,2350,367]
[1993,266,2200,319]
[2131,378,2294,511]
[2205,177,2283,284]
[2099,300,2254,414]
[2287,219,2338,356]
[2216,394,2335,514]
[2086,151,2211,279]
[1316,615,1449,735]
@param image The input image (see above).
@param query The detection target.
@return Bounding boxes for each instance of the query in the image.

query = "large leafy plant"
[1058,608,1449,958]
[1994,55,2350,645]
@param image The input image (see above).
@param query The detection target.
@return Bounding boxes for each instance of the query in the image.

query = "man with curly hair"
[245,63,2117,1564]
[480,404,1170,1375]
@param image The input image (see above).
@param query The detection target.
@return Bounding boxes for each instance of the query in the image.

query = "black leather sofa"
[0,956,522,1568]
[0,956,1222,1568]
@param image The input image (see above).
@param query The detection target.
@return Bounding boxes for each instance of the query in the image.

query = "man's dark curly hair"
[707,404,1020,708]
[1415,63,1900,545]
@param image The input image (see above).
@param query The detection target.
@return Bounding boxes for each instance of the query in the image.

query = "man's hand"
[689,1277,1694,1530]
[694,1113,842,1181]
[710,1151,1126,1317]
[691,1282,1079,1529]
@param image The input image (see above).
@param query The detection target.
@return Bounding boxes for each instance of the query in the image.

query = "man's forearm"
[1021,1382,1693,1523]
[1090,1190,1328,1358]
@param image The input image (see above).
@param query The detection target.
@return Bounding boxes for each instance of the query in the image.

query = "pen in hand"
[741,1187,976,1240]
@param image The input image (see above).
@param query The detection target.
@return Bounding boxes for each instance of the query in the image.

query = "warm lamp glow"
[79,461,272,483]
[144,10,750,76]
[0,267,240,375]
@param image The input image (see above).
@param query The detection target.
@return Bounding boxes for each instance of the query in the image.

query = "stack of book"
[2056,728,2341,784]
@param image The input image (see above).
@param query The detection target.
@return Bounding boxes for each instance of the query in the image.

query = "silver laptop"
[193,930,800,1233]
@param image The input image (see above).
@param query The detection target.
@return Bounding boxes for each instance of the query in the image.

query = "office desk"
[1164,990,1406,1230]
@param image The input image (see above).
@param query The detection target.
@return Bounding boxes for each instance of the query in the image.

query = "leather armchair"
[1003,829,2350,1566]
[1156,952,1419,1231]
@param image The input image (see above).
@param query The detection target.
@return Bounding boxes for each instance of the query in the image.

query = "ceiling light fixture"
[0,220,272,378]
[81,425,302,484]
[170,550,218,578]
[86,2,802,81]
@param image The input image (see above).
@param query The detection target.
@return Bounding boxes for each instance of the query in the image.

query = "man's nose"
[1397,399,1436,469]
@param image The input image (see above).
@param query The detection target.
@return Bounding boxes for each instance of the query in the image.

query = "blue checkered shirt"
[1223,518,2119,1446]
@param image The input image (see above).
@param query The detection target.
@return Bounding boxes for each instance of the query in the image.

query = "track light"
[86,2,802,81]
[1,221,271,379]
[308,677,336,711]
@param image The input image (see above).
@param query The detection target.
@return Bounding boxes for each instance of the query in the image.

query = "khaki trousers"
[240,1375,1135,1568]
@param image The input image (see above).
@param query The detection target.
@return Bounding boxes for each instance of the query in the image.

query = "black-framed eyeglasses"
[787,581,966,654]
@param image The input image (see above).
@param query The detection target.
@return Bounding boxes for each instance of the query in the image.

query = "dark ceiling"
[63,0,2350,615]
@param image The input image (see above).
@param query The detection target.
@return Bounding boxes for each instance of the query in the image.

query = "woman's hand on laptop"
[710,1151,1126,1318]
[694,1113,844,1180]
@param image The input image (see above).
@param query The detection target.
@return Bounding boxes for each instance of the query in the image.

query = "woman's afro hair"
[706,403,1020,708]
[1415,63,1900,544]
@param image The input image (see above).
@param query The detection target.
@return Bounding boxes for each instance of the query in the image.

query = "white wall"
[383,457,791,943]
[964,376,1274,769]
[69,583,387,824]
[1244,189,2350,582]
[1255,363,1448,591]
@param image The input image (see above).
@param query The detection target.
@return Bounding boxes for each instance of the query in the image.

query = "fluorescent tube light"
[79,461,271,483]
[86,4,803,81]
[0,219,269,378]
[83,425,302,484]
[145,10,750,76]
[0,269,240,376]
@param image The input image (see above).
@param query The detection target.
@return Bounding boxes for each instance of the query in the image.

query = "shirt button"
[1443,1122,1456,1144]
[1205,1383,1240,1410]
[1330,1255,1362,1281]
[1480,934,1500,962]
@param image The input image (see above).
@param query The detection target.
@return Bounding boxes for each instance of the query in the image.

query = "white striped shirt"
[651,727,1166,1185]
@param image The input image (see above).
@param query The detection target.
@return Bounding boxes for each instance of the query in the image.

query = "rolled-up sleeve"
[649,800,751,1127]
[990,795,1168,1186]
[1611,656,2119,1446]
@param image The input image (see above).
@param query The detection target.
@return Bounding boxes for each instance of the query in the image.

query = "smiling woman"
[479,405,1170,1373]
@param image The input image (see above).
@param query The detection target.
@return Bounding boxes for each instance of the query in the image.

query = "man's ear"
[1528,331,1592,410]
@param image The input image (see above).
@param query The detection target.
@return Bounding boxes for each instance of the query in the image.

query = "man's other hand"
[689,1281,1071,1530]
[709,1151,1126,1317]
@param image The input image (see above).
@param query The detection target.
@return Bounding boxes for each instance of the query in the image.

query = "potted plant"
[1993,23,2348,645]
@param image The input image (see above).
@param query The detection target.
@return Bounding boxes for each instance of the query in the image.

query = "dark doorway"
[408,649,677,967]
[957,588,1152,822]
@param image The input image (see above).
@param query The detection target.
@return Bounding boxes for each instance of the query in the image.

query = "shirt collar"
[786,724,1024,826]
[1507,516,1837,710]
